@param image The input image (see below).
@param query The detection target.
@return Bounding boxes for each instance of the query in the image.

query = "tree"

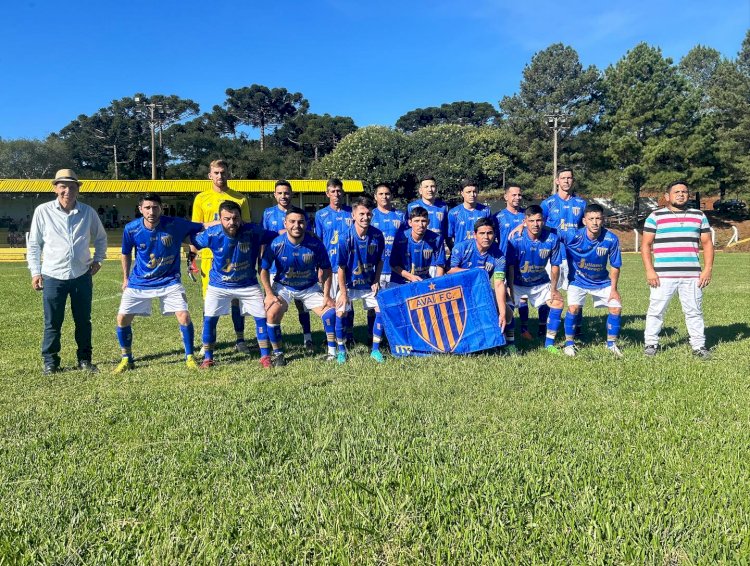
[224,85,309,151]
[396,101,498,132]
[679,45,722,94]
[0,138,70,179]
[276,113,357,161]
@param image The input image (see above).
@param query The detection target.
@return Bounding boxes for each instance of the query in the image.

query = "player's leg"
[537,304,550,338]
[677,278,708,357]
[241,285,273,368]
[543,286,564,351]
[163,283,196,367]
[366,308,376,343]
[198,256,211,357]
[366,294,384,362]
[201,315,220,368]
[231,298,247,352]
[266,297,288,366]
[644,278,678,355]
[70,272,95,371]
[334,291,351,363]
[115,313,136,373]
[295,299,313,350]
[200,285,226,368]
[605,302,623,358]
[303,287,337,360]
[563,285,586,356]
[518,298,532,339]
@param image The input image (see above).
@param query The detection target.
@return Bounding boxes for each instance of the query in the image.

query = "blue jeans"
[42,272,93,367]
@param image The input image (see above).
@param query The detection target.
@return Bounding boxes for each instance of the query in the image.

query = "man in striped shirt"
[641,181,714,358]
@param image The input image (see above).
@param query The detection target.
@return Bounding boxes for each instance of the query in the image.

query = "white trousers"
[644,278,705,349]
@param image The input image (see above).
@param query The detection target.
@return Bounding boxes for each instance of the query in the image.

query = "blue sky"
[2,0,747,140]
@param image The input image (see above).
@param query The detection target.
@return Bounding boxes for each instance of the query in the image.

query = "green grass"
[0,255,749,564]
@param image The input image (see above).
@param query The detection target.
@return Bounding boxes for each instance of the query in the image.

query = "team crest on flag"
[539,248,550,259]
[303,252,314,264]
[238,242,250,253]
[160,234,173,247]
[407,285,466,353]
[596,246,608,257]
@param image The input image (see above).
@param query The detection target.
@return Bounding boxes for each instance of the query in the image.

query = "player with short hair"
[641,181,714,358]
[335,196,386,363]
[558,203,624,358]
[262,179,314,351]
[505,205,565,354]
[193,201,273,369]
[390,206,446,284]
[448,217,514,352]
[447,179,494,248]
[191,159,252,354]
[260,207,337,365]
[407,176,449,238]
[114,193,206,373]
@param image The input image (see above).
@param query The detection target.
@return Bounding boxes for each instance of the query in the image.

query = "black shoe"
[43,364,60,376]
[644,344,658,357]
[271,352,287,367]
[693,347,711,360]
[78,360,99,373]
[345,338,356,349]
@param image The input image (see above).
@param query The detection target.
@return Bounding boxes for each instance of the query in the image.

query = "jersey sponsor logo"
[238,242,250,253]
[330,231,339,245]
[596,246,608,257]
[407,285,466,353]
[303,252,314,264]
[160,234,173,247]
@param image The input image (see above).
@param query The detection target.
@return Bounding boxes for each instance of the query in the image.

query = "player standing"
[390,207,446,284]
[407,176,449,238]
[114,194,205,372]
[191,159,252,353]
[447,179,494,248]
[260,207,337,364]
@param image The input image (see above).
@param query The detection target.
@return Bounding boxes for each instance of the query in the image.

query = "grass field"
[1,254,749,564]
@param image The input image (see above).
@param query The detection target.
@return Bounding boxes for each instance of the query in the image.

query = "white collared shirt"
[27,199,108,279]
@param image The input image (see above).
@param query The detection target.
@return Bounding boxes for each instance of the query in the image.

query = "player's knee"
[175,311,191,325]
[548,298,563,309]
[609,306,622,315]
[568,305,580,315]
[117,313,133,326]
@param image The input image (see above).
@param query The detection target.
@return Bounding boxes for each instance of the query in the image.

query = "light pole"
[135,96,164,180]
[93,129,128,180]
[545,109,568,194]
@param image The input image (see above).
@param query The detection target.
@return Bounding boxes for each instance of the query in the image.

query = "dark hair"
[525,204,544,217]
[351,195,375,210]
[285,206,306,218]
[138,193,162,205]
[505,183,522,192]
[409,206,429,220]
[584,203,605,216]
[557,167,573,178]
[419,175,436,185]
[460,179,477,190]
[474,217,495,232]
[275,179,292,191]
[667,180,689,192]
[327,178,344,189]
[374,182,391,192]
[219,201,242,217]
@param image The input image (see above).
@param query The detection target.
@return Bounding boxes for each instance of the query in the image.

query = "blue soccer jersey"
[122,216,203,290]
[407,199,449,237]
[540,193,586,236]
[371,208,406,276]
[505,229,562,286]
[450,239,506,279]
[560,227,622,290]
[447,203,494,245]
[261,233,331,291]
[314,205,353,269]
[262,205,310,235]
[194,223,270,288]
[389,229,446,284]
[495,208,526,255]
[337,225,385,290]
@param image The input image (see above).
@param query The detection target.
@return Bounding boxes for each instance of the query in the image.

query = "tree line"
[1,33,748,212]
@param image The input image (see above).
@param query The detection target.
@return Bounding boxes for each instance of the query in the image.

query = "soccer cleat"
[563,345,577,357]
[235,341,250,354]
[272,353,287,367]
[693,347,711,360]
[370,350,384,363]
[345,338,356,350]
[259,355,273,369]
[607,344,624,359]
[198,346,206,358]
[545,345,562,355]
[644,344,658,357]
[199,359,215,369]
[504,344,519,356]
[185,355,198,369]
[336,351,347,365]
[520,330,534,341]
[304,339,315,352]
[78,360,99,373]
[325,353,336,362]
[113,358,135,374]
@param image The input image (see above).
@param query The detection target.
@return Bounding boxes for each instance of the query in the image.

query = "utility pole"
[545,109,568,194]
[135,96,165,180]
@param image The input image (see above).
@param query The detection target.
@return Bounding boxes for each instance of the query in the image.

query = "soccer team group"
[27,160,715,374]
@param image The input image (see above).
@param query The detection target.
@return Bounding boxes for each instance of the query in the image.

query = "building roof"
[0,179,364,194]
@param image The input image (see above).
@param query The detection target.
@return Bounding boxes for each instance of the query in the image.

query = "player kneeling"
[193,202,274,369]
[389,206,445,285]
[559,203,623,358]
[260,207,337,365]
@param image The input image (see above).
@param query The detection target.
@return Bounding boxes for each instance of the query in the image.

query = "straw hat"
[52,169,81,186]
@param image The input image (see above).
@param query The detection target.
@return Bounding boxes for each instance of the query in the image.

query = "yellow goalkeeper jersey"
[192,187,251,258]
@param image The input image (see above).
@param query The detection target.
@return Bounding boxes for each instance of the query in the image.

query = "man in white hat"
[27,169,108,375]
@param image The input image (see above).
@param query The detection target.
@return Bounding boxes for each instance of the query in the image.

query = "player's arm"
[549,263,563,304]
[446,246,465,274]
[609,267,621,304]
[372,259,383,294]
[698,230,714,288]
[27,211,44,290]
[260,268,280,311]
[336,266,348,309]
[319,268,334,308]
[640,231,659,288]
[493,271,507,330]
[189,195,202,255]
[120,254,132,291]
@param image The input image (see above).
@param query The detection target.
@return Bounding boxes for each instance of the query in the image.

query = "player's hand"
[336,293,348,310]
[324,296,335,309]
[264,294,280,311]
[609,288,621,304]
[498,313,506,331]
[121,279,129,292]
[31,275,43,291]
[551,288,563,304]
[698,269,712,288]
[89,261,102,276]
[509,223,524,237]
[411,275,423,282]
[371,282,380,295]
[645,269,660,288]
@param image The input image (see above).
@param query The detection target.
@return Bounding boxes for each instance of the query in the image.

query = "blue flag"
[377,270,506,357]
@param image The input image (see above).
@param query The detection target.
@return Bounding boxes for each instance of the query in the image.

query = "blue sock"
[518,302,529,332]
[371,312,383,352]
[254,317,270,357]
[346,310,355,341]
[335,314,346,352]
[564,311,576,347]
[545,307,563,347]
[116,325,133,361]
[202,316,219,360]
[606,313,621,347]
[505,315,515,345]
[231,303,245,342]
[538,304,550,336]
[267,323,282,354]
[179,323,194,357]
[322,309,337,354]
